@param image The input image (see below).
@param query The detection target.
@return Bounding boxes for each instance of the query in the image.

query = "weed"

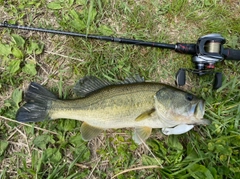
[0,0,240,178]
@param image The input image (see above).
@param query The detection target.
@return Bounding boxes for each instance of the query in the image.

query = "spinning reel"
[1,21,240,89]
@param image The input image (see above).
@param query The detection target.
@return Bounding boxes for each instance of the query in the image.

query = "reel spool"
[176,34,226,89]
[206,41,221,53]
[194,34,225,72]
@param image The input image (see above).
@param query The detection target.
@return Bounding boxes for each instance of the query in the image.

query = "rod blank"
[0,21,176,49]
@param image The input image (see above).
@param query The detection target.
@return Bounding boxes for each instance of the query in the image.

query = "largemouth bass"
[16,76,210,144]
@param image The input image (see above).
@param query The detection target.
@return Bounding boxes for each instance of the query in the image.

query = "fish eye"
[185,93,193,101]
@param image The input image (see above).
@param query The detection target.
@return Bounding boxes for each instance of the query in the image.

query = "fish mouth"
[195,100,205,116]
[193,100,211,125]
[189,100,205,118]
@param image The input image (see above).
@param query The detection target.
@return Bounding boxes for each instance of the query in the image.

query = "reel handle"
[223,48,240,61]
[175,68,223,90]
[213,72,222,90]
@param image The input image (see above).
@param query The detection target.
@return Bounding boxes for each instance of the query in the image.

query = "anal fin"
[132,127,152,145]
[80,122,104,141]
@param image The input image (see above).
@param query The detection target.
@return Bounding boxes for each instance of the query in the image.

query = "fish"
[16,76,210,144]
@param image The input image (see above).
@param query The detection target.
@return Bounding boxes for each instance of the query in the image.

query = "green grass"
[0,0,240,178]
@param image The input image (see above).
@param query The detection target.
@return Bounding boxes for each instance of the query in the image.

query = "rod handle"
[223,48,240,61]
[175,43,196,55]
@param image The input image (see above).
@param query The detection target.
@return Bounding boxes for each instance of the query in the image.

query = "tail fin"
[16,82,57,122]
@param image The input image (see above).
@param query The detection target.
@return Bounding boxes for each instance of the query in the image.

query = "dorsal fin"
[121,75,145,84]
[73,76,111,97]
[74,75,145,97]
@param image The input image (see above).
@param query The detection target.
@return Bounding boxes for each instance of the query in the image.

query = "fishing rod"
[1,21,240,89]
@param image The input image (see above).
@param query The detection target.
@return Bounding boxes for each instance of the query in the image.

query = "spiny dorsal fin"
[121,75,145,84]
[74,76,112,97]
[74,75,145,97]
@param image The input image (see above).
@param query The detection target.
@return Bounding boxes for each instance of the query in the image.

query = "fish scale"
[50,83,161,127]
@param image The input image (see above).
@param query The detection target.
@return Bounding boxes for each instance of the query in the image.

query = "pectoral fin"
[162,124,194,135]
[132,127,152,145]
[80,122,104,141]
[135,108,155,121]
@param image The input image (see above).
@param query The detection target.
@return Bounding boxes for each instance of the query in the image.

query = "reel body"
[176,34,226,89]
[194,34,225,73]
